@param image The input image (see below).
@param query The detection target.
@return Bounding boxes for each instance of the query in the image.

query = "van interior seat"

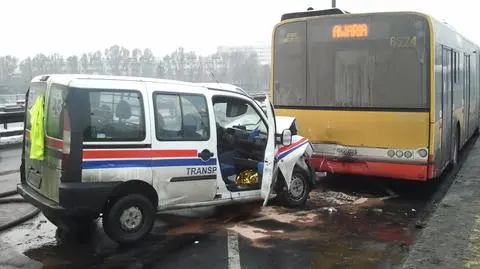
[115,100,132,120]
[156,112,165,136]
[183,114,201,139]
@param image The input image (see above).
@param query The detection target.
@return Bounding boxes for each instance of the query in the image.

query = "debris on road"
[309,190,360,205]
[327,207,337,213]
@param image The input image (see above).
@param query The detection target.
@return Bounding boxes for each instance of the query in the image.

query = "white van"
[17,74,315,244]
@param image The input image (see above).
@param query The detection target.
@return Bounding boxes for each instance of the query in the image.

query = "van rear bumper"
[17,181,121,218]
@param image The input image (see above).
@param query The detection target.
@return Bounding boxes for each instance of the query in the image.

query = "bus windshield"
[273,13,429,109]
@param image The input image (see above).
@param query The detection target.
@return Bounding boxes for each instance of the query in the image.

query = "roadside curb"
[401,139,480,268]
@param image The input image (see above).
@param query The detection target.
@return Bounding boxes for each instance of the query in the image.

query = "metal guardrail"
[0,111,25,124]
[0,111,25,138]
[1,129,23,137]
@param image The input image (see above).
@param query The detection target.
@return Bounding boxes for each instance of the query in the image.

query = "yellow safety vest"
[29,95,45,160]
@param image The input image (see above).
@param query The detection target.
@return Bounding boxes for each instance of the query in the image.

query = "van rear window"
[85,90,146,141]
[46,84,69,139]
[25,82,47,130]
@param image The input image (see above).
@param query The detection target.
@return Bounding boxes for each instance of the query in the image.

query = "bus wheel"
[452,129,459,166]
[279,167,310,208]
[103,194,155,245]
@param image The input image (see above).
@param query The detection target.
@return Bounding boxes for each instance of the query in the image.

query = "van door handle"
[198,149,214,161]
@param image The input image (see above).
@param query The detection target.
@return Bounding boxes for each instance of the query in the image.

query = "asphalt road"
[0,176,426,269]
[0,144,21,175]
[0,136,475,269]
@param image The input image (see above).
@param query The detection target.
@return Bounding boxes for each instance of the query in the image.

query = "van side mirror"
[281,129,292,146]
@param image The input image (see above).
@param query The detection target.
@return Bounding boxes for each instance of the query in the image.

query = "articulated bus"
[271,8,480,181]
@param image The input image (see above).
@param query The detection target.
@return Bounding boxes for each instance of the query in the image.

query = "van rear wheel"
[102,194,155,244]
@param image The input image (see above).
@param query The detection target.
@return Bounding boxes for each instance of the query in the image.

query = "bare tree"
[66,55,79,73]
[19,57,33,82]
[0,56,18,81]
[140,48,156,77]
[80,53,89,74]
[130,48,142,77]
[105,45,121,75]
[0,45,271,94]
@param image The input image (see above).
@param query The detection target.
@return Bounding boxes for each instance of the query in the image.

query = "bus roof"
[278,9,432,24]
[281,8,350,21]
[276,8,479,48]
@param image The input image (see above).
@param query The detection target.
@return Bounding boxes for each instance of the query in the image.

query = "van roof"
[30,74,257,99]
[31,74,201,88]
[195,82,248,95]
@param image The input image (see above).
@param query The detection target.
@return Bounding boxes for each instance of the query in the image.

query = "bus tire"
[452,128,459,166]
[279,167,310,208]
[102,194,155,245]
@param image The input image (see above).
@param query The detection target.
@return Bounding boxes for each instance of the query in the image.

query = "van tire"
[278,167,310,208]
[102,194,155,245]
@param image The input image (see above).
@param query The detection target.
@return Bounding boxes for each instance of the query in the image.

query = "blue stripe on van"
[82,158,217,169]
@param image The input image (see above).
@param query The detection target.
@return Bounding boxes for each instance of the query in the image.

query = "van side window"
[154,93,209,141]
[85,90,146,141]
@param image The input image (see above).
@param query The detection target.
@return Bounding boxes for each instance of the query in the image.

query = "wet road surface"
[0,137,475,269]
[0,180,437,269]
[0,143,21,175]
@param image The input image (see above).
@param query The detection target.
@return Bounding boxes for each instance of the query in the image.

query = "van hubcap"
[119,206,143,231]
[289,175,305,200]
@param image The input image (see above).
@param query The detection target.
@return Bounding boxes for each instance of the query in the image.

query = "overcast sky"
[1,0,478,59]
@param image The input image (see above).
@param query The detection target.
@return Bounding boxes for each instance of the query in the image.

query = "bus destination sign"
[332,23,369,39]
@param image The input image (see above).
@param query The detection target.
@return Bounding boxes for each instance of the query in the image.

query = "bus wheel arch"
[452,121,460,166]
[456,121,461,150]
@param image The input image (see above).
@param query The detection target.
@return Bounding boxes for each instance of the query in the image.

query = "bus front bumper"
[310,156,433,181]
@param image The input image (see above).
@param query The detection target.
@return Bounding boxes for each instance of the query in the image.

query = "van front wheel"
[278,167,310,208]
[103,194,155,244]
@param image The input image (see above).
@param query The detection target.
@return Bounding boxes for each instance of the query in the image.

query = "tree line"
[0,45,270,95]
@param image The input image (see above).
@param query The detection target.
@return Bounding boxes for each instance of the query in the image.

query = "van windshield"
[273,13,429,109]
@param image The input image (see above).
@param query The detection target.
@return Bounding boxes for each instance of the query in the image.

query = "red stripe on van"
[24,130,64,151]
[82,149,198,159]
[46,136,64,150]
[278,138,308,154]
